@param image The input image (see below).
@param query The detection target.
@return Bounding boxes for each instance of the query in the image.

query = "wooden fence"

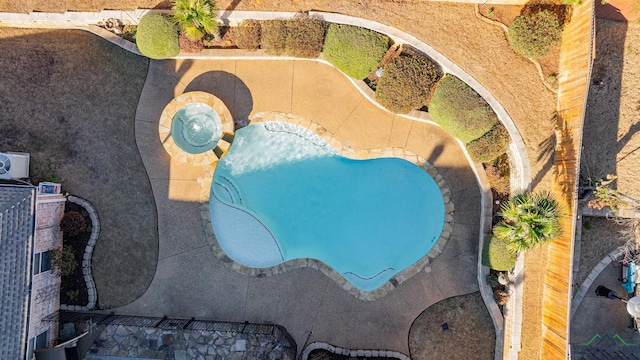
[541,0,595,358]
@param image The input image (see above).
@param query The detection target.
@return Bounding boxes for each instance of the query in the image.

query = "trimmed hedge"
[136,13,180,59]
[466,123,511,163]
[508,10,563,58]
[260,18,326,57]
[375,48,440,114]
[260,20,287,55]
[429,75,498,143]
[482,235,517,271]
[323,24,388,79]
[231,19,261,49]
[284,17,326,58]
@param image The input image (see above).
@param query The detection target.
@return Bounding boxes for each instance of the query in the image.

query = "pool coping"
[158,91,235,166]
[198,112,454,301]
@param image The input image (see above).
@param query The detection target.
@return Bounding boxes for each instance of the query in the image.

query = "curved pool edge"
[201,112,455,301]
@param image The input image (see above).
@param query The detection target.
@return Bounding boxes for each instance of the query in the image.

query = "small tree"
[508,10,563,59]
[172,0,218,41]
[375,48,440,113]
[587,174,626,215]
[51,246,77,277]
[493,191,562,253]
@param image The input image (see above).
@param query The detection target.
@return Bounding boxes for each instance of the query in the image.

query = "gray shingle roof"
[0,184,36,360]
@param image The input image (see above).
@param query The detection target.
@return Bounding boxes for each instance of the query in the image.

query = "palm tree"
[172,0,218,41]
[493,191,562,253]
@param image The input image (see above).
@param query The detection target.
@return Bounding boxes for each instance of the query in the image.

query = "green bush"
[482,235,517,271]
[260,20,287,55]
[60,211,87,237]
[429,75,498,143]
[466,123,511,163]
[51,246,77,277]
[172,0,218,41]
[508,10,563,58]
[231,19,261,49]
[375,48,440,114]
[284,17,326,58]
[322,24,388,79]
[136,13,180,59]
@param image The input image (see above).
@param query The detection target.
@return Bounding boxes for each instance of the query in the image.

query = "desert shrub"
[486,273,500,288]
[494,287,509,306]
[122,25,137,42]
[51,246,77,277]
[482,235,517,271]
[323,24,388,79]
[172,0,218,41]
[484,163,510,196]
[284,17,326,58]
[260,20,287,55]
[136,13,180,59]
[231,19,261,49]
[508,10,563,58]
[60,211,87,237]
[429,75,498,143]
[375,48,440,113]
[466,123,511,163]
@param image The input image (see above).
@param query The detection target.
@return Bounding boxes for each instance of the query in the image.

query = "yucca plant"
[493,191,562,253]
[172,0,218,41]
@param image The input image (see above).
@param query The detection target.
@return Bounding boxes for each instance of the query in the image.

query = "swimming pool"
[210,121,445,291]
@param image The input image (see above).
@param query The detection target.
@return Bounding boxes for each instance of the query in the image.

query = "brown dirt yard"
[409,292,495,360]
[0,28,158,308]
[581,20,640,201]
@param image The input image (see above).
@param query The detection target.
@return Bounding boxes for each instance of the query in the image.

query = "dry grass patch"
[0,28,157,308]
[409,292,495,360]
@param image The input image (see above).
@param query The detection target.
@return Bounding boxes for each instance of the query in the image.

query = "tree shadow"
[531,112,558,190]
[427,144,444,165]
[580,19,627,188]
[184,71,253,128]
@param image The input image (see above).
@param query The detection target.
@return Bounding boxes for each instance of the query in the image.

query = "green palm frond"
[493,191,562,253]
[172,0,218,41]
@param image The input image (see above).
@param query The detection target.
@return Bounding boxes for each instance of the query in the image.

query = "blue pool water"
[210,121,445,291]
[171,103,222,154]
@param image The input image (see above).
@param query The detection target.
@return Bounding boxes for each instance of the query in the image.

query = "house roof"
[0,184,36,360]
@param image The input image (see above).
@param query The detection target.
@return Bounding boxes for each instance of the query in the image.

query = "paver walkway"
[115,58,482,354]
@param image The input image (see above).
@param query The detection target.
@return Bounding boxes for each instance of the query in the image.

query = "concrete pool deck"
[116,58,483,354]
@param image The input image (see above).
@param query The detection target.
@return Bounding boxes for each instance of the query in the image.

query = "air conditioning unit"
[0,152,30,180]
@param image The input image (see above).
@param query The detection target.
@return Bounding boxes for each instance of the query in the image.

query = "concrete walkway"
[114,58,483,354]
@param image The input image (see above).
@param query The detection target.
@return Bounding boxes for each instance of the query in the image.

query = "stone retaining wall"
[59,196,100,311]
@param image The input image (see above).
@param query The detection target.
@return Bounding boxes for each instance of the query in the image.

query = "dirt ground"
[408,292,495,360]
[581,21,640,201]
[0,28,158,308]
[574,216,631,288]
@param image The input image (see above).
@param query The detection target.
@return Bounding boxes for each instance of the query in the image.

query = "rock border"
[301,341,410,360]
[158,91,235,165]
[59,195,100,311]
[200,112,454,301]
